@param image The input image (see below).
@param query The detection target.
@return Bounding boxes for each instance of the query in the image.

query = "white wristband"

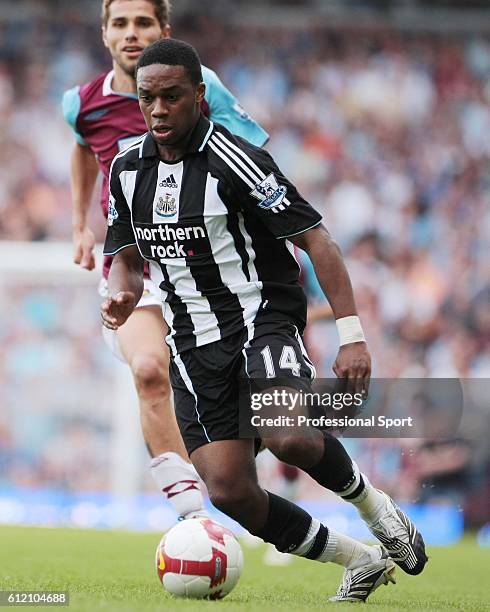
[336,316,366,346]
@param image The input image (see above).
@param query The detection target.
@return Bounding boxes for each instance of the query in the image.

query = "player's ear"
[196,82,205,104]
[102,25,109,49]
[162,24,171,38]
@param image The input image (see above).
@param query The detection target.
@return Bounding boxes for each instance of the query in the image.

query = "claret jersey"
[104,115,322,355]
[62,67,269,278]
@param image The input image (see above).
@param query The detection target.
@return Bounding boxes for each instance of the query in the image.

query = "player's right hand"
[100,292,136,330]
[333,341,371,398]
[73,226,96,270]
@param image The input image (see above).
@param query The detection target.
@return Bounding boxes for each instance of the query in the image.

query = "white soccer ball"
[156,518,243,599]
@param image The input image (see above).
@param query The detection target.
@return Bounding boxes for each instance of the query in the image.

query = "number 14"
[260,345,301,378]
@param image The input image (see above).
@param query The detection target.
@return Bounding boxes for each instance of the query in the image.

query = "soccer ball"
[156,518,243,599]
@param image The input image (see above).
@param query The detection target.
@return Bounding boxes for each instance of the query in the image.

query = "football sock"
[255,492,378,569]
[150,451,208,519]
[327,529,382,569]
[288,518,379,568]
[346,472,387,523]
[293,520,380,568]
[255,491,311,553]
[304,433,386,521]
[305,431,363,494]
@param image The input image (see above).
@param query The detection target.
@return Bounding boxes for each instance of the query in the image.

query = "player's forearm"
[108,248,144,303]
[307,303,333,324]
[293,224,358,320]
[70,143,99,230]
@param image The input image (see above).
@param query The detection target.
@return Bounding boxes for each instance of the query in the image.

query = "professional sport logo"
[250,173,287,210]
[156,194,177,218]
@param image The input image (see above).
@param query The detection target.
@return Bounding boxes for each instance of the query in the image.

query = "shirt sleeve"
[61,86,87,146]
[224,141,322,239]
[103,159,137,256]
[202,65,269,147]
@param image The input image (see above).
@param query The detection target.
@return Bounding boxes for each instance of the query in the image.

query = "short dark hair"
[137,38,203,86]
[102,0,171,28]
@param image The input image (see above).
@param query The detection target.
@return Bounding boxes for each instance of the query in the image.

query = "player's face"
[137,64,205,152]
[102,0,170,77]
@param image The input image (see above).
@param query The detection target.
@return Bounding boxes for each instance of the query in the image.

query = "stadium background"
[0,0,489,547]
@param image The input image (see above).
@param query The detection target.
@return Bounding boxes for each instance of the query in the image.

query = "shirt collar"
[103,70,138,99]
[140,114,214,159]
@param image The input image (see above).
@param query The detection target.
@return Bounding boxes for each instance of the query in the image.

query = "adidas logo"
[159,174,178,188]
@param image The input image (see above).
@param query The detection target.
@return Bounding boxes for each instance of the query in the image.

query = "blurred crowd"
[198,22,490,379]
[0,7,489,525]
[0,284,114,492]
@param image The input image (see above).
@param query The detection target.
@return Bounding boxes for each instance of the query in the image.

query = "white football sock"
[293,518,336,557]
[328,529,382,569]
[150,451,207,519]
[291,519,379,569]
[348,473,387,523]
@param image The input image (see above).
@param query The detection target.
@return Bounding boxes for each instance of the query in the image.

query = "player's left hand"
[333,342,371,397]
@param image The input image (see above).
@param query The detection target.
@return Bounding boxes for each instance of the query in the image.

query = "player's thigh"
[244,323,315,439]
[169,332,245,456]
[117,305,169,368]
[99,277,168,366]
[244,322,315,382]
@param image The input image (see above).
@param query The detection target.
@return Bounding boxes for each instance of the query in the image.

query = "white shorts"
[98,277,162,362]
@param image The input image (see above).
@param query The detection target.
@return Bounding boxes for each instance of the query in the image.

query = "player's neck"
[111,64,137,94]
[157,142,187,163]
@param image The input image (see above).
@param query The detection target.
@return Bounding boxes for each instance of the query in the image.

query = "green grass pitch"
[0,526,488,611]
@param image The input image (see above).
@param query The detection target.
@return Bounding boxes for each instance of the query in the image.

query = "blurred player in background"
[62,0,268,521]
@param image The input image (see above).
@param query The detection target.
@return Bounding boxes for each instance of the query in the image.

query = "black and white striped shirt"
[104,115,322,356]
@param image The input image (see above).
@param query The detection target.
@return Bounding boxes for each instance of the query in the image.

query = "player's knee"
[267,436,314,468]
[130,354,169,395]
[207,478,259,518]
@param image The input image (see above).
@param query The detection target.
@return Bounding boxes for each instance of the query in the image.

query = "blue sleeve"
[297,249,326,302]
[61,86,87,146]
[202,65,269,147]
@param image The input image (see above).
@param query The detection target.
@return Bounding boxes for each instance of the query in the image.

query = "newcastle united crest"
[156,193,177,218]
